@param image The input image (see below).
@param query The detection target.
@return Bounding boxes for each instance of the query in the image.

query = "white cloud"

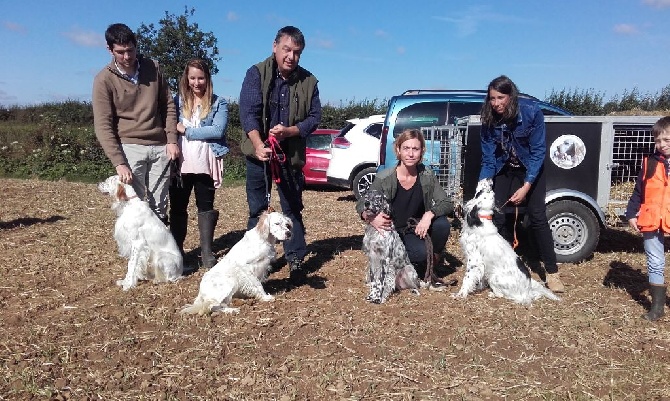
[311,38,334,49]
[643,0,670,8]
[433,5,527,37]
[613,23,639,35]
[374,29,390,39]
[0,88,18,104]
[62,28,106,48]
[3,21,27,34]
[227,11,239,22]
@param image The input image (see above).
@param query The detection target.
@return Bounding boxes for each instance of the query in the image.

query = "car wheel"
[547,200,600,263]
[352,167,377,200]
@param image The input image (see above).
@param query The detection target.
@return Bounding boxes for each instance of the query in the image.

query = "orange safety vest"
[637,156,670,233]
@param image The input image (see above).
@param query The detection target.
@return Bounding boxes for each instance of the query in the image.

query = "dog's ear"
[256,211,270,238]
[116,182,129,202]
[466,204,483,227]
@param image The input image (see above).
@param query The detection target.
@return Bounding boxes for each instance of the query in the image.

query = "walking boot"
[169,213,188,258]
[546,273,565,293]
[197,210,219,270]
[642,284,667,321]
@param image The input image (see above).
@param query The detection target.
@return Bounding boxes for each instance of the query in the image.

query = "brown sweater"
[92,56,177,167]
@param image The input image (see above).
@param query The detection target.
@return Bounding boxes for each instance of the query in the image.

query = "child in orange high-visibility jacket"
[625,116,670,321]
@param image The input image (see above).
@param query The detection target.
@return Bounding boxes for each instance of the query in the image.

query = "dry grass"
[1,178,669,400]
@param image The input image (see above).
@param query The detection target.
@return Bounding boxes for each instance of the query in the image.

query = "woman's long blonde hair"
[179,59,213,119]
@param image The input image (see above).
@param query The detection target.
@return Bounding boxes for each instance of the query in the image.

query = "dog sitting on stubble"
[362,189,421,303]
[454,179,560,305]
[98,175,183,291]
[181,210,293,315]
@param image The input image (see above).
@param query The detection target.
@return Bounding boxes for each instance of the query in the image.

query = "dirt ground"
[1,177,669,400]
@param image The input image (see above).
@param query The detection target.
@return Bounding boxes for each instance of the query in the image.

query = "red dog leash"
[266,136,286,184]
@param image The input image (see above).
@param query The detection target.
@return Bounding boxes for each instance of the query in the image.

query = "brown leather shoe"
[546,273,565,293]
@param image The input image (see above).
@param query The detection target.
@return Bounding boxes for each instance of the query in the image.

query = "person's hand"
[367,212,392,234]
[254,143,271,161]
[116,164,133,184]
[509,183,531,205]
[415,214,432,239]
[166,143,181,160]
[628,217,640,234]
[177,122,186,134]
[269,124,289,141]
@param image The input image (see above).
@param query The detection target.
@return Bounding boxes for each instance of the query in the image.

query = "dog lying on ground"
[98,175,183,291]
[181,210,293,315]
[362,189,421,303]
[454,179,559,305]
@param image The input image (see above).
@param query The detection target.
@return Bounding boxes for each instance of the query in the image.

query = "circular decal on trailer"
[550,135,586,169]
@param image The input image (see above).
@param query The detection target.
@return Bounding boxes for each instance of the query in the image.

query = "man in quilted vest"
[239,26,322,286]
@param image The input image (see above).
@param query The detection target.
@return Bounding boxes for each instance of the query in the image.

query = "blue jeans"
[246,157,306,263]
[643,230,666,285]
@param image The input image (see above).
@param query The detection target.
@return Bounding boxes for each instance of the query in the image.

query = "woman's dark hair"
[480,75,520,127]
[105,23,137,49]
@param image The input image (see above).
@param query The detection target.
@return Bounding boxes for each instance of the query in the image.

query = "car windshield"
[307,134,334,150]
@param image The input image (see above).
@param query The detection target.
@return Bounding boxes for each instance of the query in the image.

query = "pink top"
[179,105,224,188]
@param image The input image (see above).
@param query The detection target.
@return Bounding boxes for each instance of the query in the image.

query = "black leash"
[405,218,456,287]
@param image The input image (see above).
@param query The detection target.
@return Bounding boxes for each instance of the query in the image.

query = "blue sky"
[1,0,669,107]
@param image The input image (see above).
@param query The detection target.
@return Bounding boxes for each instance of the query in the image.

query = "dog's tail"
[180,296,213,315]
[530,279,561,301]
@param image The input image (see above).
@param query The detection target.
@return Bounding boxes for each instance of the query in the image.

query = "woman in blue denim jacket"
[169,59,229,270]
[478,75,564,293]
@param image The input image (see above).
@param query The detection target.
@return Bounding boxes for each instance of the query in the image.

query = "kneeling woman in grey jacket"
[356,129,453,278]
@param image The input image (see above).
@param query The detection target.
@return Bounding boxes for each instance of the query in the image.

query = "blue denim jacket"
[478,98,546,184]
[174,94,229,158]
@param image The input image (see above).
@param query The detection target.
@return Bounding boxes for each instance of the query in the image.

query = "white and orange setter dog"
[181,210,293,315]
[454,179,559,305]
[98,175,183,290]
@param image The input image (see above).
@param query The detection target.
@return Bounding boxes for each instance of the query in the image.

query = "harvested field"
[0,177,669,400]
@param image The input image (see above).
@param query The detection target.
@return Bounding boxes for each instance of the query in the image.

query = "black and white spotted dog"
[454,179,560,305]
[362,189,421,303]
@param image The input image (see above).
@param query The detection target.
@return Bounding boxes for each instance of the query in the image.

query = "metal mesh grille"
[609,125,654,204]
[421,126,466,205]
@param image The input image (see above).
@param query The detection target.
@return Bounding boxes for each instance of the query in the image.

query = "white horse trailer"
[420,115,663,263]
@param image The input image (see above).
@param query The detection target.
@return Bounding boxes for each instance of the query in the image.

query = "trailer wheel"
[547,200,600,263]
[353,167,376,200]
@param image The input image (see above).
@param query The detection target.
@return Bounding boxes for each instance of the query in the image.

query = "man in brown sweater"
[92,23,179,221]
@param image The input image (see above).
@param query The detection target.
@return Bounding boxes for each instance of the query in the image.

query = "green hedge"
[3,87,667,183]
[0,99,388,183]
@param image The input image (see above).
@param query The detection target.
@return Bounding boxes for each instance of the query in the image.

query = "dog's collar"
[478,214,493,220]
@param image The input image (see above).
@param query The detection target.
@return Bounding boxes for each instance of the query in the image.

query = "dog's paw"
[452,291,468,299]
[261,294,275,302]
[211,305,240,315]
[116,279,134,291]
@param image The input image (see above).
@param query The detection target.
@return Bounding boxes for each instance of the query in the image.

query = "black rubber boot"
[197,210,219,269]
[169,213,188,257]
[642,284,666,321]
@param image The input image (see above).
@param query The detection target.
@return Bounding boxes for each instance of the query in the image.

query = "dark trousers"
[492,165,557,273]
[169,173,216,217]
[399,215,451,274]
[245,157,306,263]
